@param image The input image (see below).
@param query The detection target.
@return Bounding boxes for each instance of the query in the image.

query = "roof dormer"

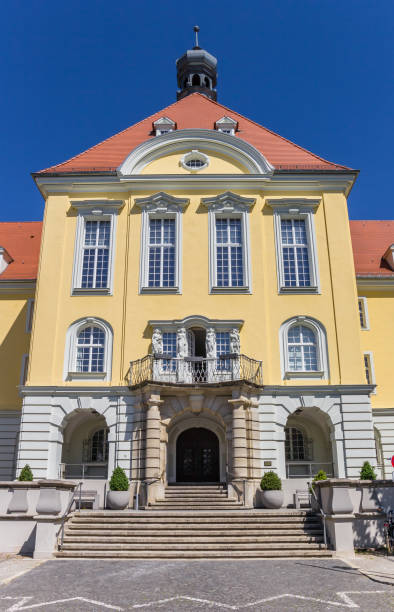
[383,244,394,270]
[153,117,176,136]
[215,116,238,135]
[0,246,13,275]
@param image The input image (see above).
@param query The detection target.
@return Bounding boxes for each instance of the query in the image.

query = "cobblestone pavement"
[0,558,393,611]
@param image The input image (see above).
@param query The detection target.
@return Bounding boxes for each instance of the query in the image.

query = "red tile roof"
[350,221,394,277]
[37,94,351,174]
[0,222,42,281]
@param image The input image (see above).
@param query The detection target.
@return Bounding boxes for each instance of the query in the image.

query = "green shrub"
[360,461,377,481]
[18,464,33,481]
[109,467,129,491]
[260,471,282,491]
[313,470,327,483]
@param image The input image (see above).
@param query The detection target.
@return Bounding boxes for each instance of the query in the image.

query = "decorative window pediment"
[135,193,189,294]
[202,191,255,214]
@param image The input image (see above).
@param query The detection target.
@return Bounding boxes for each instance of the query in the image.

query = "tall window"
[280,218,311,287]
[285,427,307,461]
[364,352,375,390]
[83,428,109,463]
[76,326,105,373]
[216,331,230,370]
[81,220,111,289]
[216,218,244,287]
[288,325,318,371]
[148,218,176,288]
[162,332,177,371]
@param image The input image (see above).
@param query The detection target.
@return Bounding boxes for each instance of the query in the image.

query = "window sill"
[72,288,111,296]
[279,285,319,294]
[284,370,324,380]
[140,286,180,294]
[210,285,251,294]
[66,371,107,381]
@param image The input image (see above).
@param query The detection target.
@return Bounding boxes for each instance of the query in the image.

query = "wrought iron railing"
[129,354,263,387]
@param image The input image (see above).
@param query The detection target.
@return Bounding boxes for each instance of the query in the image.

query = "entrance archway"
[176,427,220,483]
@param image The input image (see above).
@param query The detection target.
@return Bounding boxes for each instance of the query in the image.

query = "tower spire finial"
[193,25,200,49]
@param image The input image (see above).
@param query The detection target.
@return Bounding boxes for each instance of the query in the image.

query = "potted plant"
[360,461,377,480]
[107,467,130,510]
[310,469,327,511]
[8,464,34,513]
[260,471,283,509]
[19,464,33,481]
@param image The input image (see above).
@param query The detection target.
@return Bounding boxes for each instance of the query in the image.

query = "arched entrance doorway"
[176,428,219,483]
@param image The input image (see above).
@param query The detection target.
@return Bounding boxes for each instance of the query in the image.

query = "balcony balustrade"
[128,354,263,388]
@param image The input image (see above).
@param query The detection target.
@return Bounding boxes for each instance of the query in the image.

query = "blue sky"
[1,0,393,221]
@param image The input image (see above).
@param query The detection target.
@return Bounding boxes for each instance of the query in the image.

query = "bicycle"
[383,509,394,555]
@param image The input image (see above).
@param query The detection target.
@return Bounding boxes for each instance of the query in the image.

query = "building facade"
[1,42,393,504]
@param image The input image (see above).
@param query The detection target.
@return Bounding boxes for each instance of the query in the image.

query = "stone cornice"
[0,280,36,294]
[262,384,375,396]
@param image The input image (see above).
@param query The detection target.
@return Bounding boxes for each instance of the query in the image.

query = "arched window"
[192,74,200,86]
[285,427,307,461]
[288,325,317,372]
[204,76,210,87]
[280,317,329,380]
[76,326,105,373]
[64,317,113,381]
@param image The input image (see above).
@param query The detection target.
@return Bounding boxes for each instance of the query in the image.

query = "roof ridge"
[37,97,185,174]
[188,93,350,170]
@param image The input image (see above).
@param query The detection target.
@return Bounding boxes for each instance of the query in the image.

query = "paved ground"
[346,553,394,585]
[0,558,393,611]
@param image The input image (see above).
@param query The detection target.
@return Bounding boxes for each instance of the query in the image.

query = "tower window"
[192,74,200,86]
[204,76,210,87]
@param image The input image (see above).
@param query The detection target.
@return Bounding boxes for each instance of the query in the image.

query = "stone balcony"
[128,354,263,389]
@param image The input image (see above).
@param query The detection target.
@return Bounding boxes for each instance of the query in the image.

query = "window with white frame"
[364,351,376,390]
[83,428,109,463]
[153,117,175,136]
[216,331,230,370]
[216,218,244,287]
[358,297,369,330]
[148,218,176,288]
[71,201,122,295]
[136,192,189,294]
[76,326,105,373]
[268,199,320,293]
[288,325,318,372]
[280,316,329,379]
[64,317,113,381]
[162,331,177,371]
[202,192,254,293]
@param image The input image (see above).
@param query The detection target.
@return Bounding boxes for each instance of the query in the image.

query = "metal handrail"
[309,481,328,549]
[56,481,82,549]
[129,354,263,388]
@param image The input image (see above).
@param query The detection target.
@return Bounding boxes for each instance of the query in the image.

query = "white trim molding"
[70,200,124,296]
[134,192,189,294]
[202,192,255,294]
[280,316,329,380]
[64,316,113,382]
[267,198,321,294]
[148,314,243,333]
[118,129,275,175]
[358,296,370,330]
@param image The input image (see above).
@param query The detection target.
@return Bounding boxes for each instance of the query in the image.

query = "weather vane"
[193,25,200,48]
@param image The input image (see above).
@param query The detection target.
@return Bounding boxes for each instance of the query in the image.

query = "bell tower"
[176,26,218,101]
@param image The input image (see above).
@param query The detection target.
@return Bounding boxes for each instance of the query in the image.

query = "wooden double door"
[176,427,220,482]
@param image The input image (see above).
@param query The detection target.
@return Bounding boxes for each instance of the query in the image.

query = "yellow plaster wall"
[0,293,33,409]
[141,150,247,174]
[358,288,394,408]
[26,150,366,389]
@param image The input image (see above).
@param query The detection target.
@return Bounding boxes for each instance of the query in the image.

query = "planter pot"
[261,490,284,509]
[8,488,28,513]
[36,487,61,515]
[107,490,130,510]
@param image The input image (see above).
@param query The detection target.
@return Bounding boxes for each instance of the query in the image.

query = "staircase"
[147,484,243,510]
[56,498,331,559]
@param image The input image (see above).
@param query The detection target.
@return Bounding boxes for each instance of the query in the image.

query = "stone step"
[63,535,324,544]
[65,528,323,537]
[55,549,332,559]
[146,506,243,510]
[60,542,327,551]
[161,494,229,499]
[69,516,320,525]
[72,509,313,517]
